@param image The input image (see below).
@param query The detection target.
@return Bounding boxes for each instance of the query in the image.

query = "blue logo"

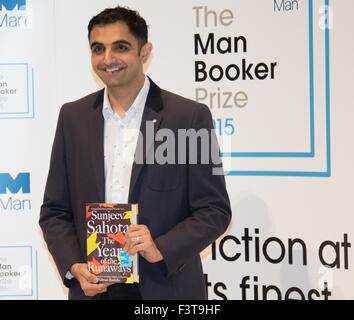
[120,251,132,267]
[0,173,30,194]
[0,0,26,11]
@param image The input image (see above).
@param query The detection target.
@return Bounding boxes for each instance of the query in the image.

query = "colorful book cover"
[86,203,139,283]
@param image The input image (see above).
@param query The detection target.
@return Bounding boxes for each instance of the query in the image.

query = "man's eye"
[114,44,128,52]
[93,46,104,54]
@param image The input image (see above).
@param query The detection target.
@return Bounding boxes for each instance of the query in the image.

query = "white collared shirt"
[103,76,150,203]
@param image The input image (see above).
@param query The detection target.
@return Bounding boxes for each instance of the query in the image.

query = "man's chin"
[100,77,126,89]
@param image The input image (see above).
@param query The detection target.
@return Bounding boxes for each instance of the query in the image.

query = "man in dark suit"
[39,6,231,300]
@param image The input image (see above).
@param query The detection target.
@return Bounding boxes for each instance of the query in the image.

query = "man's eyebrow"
[112,39,132,47]
[90,40,132,49]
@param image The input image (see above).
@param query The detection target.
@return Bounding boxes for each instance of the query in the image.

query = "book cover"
[86,203,139,283]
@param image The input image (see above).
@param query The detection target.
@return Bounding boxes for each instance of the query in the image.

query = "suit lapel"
[88,89,105,203]
[128,79,163,202]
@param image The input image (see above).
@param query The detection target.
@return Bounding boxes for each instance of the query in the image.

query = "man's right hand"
[70,263,112,297]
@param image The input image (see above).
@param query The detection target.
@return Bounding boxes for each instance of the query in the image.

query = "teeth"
[106,67,122,72]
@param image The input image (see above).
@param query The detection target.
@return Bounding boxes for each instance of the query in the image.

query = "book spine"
[132,204,139,283]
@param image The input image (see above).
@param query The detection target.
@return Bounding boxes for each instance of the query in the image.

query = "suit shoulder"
[61,89,104,114]
[158,88,213,129]
[160,88,210,115]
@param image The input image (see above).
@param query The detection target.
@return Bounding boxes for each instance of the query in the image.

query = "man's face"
[89,22,149,90]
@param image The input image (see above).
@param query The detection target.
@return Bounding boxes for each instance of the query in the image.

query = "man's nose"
[103,48,115,65]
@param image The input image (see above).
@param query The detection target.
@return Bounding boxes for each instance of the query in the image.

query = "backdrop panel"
[0,0,353,300]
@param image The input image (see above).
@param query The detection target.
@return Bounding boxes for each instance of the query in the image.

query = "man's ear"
[140,42,153,64]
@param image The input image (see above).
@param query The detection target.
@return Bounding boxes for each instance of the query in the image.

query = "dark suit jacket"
[39,79,231,300]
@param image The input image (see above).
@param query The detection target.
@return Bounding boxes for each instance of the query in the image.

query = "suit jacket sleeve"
[154,103,232,277]
[39,105,84,285]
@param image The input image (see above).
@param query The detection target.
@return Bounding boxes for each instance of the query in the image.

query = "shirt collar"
[102,75,150,121]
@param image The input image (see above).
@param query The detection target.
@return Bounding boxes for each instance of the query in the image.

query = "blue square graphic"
[0,63,34,119]
[0,246,34,297]
[224,0,331,177]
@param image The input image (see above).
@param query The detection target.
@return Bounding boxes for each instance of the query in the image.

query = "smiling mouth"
[104,66,125,74]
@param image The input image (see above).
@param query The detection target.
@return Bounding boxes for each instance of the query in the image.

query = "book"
[86,203,139,283]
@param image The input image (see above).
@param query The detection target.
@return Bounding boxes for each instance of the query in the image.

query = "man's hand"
[70,263,113,297]
[123,224,163,263]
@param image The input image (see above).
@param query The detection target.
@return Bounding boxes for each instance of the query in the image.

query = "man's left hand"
[123,224,163,263]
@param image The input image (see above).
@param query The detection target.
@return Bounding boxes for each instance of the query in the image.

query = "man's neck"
[107,75,145,118]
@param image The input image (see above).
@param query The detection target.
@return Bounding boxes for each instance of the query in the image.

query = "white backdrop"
[0,0,353,300]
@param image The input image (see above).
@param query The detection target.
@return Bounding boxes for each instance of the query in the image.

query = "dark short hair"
[88,6,148,49]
